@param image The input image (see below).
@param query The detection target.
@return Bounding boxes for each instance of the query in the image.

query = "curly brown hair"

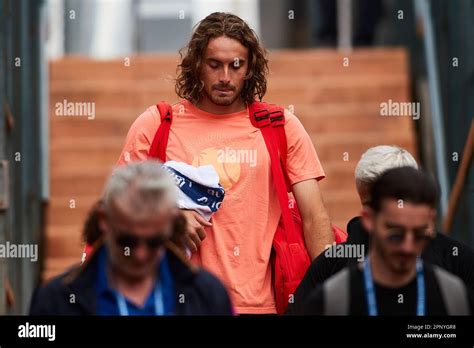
[175,12,269,104]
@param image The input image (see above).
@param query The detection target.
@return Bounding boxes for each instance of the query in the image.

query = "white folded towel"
[162,160,225,221]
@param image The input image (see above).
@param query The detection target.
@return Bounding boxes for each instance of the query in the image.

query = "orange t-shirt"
[117,99,325,314]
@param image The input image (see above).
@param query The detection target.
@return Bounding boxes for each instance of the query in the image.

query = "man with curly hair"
[118,12,333,314]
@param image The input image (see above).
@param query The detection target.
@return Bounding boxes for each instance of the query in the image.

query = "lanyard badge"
[363,256,425,316]
[116,283,164,316]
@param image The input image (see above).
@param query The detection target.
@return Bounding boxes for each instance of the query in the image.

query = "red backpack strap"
[248,101,297,242]
[148,101,173,162]
[249,102,291,191]
[267,105,292,191]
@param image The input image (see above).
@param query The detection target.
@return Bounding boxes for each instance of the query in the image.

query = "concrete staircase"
[45,48,416,280]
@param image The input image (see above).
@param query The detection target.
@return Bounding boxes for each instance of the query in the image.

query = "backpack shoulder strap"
[323,267,350,315]
[148,101,173,162]
[433,265,470,315]
[248,101,291,190]
[248,101,297,241]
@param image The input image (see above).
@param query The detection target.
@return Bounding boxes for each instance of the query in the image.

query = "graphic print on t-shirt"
[193,147,241,191]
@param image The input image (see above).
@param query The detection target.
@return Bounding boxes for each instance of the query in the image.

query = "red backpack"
[148,101,347,314]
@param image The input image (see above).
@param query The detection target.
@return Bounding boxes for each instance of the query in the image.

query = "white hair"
[102,160,178,216]
[355,145,418,184]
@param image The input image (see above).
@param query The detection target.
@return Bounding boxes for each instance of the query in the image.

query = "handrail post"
[337,0,352,51]
[416,0,450,217]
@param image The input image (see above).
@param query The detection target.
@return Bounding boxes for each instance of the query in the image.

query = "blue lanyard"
[363,256,425,316]
[116,282,164,316]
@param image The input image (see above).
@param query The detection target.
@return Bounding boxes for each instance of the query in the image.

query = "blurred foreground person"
[287,146,474,314]
[299,167,474,315]
[30,161,233,315]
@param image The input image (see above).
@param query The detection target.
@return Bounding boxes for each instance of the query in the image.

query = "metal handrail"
[337,0,352,50]
[415,0,450,217]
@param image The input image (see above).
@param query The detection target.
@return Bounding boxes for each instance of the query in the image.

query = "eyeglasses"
[114,233,168,250]
[386,231,434,245]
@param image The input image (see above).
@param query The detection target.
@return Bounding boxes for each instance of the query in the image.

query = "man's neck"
[108,266,156,307]
[368,250,417,288]
[195,97,246,115]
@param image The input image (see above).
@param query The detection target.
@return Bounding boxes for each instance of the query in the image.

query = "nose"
[219,66,231,85]
[399,232,417,254]
[133,243,149,263]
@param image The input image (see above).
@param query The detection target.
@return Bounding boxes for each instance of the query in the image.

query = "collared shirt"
[95,247,175,316]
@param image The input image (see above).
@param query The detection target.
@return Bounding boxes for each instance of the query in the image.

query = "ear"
[361,206,375,235]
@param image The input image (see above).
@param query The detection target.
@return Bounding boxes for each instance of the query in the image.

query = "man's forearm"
[292,179,334,260]
[303,211,333,260]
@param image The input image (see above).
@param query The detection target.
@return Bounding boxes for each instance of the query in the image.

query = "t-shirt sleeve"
[284,109,325,185]
[117,106,161,165]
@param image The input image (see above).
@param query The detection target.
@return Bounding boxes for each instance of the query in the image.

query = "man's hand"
[181,209,212,253]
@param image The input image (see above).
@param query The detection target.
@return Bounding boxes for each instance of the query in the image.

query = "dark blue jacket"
[30,245,234,315]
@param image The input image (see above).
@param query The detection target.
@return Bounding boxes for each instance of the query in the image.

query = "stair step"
[50,48,408,81]
[45,227,84,259]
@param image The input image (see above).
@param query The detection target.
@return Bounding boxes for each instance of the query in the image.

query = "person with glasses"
[29,160,233,315]
[296,167,474,315]
[287,145,474,314]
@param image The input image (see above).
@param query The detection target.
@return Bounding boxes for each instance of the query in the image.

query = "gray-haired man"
[30,160,233,315]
